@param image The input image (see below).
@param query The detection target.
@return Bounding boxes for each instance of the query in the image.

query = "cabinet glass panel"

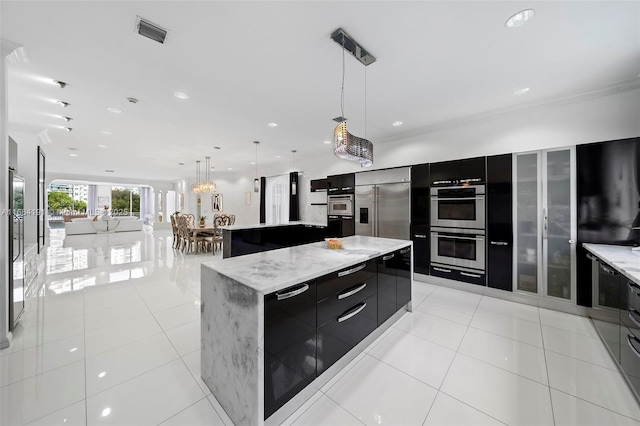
[516,153,539,293]
[545,149,572,299]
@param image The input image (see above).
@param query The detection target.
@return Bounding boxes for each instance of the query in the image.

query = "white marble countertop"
[221,221,326,231]
[583,243,640,284]
[203,235,411,294]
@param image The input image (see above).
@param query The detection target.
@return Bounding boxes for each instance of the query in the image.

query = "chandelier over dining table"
[192,156,216,194]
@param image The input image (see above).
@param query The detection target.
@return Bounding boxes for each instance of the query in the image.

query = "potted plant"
[199,216,207,227]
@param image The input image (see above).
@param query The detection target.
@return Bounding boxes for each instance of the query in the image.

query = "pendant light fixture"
[253,141,260,192]
[198,156,216,193]
[331,28,375,168]
[191,160,202,193]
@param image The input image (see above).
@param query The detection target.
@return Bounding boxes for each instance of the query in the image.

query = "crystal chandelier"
[198,156,216,193]
[331,28,375,168]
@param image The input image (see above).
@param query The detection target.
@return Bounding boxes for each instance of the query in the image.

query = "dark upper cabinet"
[264,281,317,419]
[430,156,486,186]
[411,164,430,274]
[327,173,355,194]
[486,154,513,291]
[310,178,329,192]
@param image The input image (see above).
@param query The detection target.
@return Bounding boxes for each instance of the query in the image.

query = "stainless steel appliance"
[8,170,25,331]
[430,227,485,271]
[328,194,354,216]
[355,182,410,240]
[430,185,485,229]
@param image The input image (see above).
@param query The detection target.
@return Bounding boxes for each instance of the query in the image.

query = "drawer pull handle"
[629,282,640,297]
[628,334,640,359]
[433,266,452,273]
[338,283,367,300]
[490,241,509,246]
[383,254,394,261]
[276,284,309,301]
[601,265,618,276]
[629,309,640,328]
[414,234,427,239]
[338,302,367,323]
[460,271,481,278]
[338,263,366,277]
[400,247,411,254]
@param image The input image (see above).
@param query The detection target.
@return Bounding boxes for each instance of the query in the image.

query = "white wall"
[12,131,39,245]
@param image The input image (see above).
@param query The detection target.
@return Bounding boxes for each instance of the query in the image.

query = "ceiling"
[2,1,639,181]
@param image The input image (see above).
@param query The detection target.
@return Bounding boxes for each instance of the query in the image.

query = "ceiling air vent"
[136,16,167,44]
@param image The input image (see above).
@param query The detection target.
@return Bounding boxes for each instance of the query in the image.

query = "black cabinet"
[327,216,355,238]
[396,246,412,308]
[264,281,317,419]
[486,154,513,291]
[621,280,640,398]
[316,294,377,376]
[316,260,377,375]
[377,253,397,325]
[411,164,430,274]
[225,225,328,258]
[327,173,355,194]
[430,156,486,186]
[310,178,329,192]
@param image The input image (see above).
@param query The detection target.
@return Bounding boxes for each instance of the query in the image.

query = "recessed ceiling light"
[53,80,67,88]
[97,144,108,148]
[127,97,138,104]
[106,106,122,113]
[69,153,78,157]
[101,408,111,418]
[57,101,70,108]
[178,162,184,166]
[105,170,115,173]
[63,127,73,132]
[392,121,403,127]
[513,87,531,95]
[68,147,77,151]
[505,9,535,28]
[98,372,107,378]
[275,155,281,158]
[61,116,72,122]
[101,130,112,135]
[228,167,233,170]
[250,161,256,165]
[174,92,189,99]
[214,146,221,150]
[267,122,278,128]
[323,140,332,144]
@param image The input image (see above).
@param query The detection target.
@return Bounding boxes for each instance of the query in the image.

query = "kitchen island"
[221,221,328,258]
[201,235,412,426]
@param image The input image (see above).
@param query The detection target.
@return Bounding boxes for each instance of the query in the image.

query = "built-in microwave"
[430,185,485,229]
[328,194,354,217]
[430,227,485,271]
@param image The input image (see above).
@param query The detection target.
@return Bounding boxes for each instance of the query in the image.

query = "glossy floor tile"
[441,353,554,425]
[3,228,639,425]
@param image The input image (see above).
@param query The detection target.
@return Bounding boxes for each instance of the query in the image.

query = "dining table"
[187,225,219,254]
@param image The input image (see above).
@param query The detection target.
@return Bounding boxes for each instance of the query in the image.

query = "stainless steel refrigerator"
[9,170,25,331]
[355,181,410,240]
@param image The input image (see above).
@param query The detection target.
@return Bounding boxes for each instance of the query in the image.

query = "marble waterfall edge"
[201,265,264,426]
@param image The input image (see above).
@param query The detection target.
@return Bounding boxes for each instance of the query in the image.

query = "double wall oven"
[430,184,486,285]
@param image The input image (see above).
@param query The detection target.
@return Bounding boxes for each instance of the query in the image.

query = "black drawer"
[317,261,377,301]
[264,281,316,419]
[378,252,397,326]
[316,294,377,376]
[430,264,485,286]
[317,276,377,327]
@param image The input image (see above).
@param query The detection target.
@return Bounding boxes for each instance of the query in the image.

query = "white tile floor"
[2,228,640,425]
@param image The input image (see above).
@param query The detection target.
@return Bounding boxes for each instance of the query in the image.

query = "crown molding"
[378,77,640,143]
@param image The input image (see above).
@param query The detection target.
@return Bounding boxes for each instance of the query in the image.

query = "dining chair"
[211,215,232,254]
[170,214,180,248]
